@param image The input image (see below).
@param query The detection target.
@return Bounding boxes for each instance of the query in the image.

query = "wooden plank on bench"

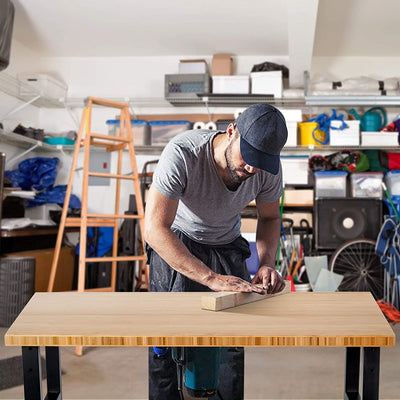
[201,280,292,311]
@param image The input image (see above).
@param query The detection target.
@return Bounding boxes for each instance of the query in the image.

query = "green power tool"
[172,347,227,399]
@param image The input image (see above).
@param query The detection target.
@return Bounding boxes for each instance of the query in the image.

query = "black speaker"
[315,198,382,249]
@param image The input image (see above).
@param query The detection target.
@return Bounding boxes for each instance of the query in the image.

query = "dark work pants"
[146,230,251,400]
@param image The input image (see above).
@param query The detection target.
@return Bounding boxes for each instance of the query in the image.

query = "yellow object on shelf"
[299,122,328,146]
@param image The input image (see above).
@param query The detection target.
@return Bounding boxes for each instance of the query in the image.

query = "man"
[144,103,288,399]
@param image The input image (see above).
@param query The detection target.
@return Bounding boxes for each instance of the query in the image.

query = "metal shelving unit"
[303,71,400,107]
[166,93,306,107]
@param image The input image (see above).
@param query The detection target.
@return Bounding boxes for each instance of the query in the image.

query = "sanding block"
[201,280,292,311]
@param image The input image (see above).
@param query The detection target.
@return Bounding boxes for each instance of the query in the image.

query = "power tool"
[154,346,227,399]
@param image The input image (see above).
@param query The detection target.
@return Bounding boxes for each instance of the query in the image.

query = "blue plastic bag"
[5,157,59,190]
[26,185,81,208]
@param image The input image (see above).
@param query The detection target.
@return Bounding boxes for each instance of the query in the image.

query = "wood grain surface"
[4,292,395,348]
[201,280,291,311]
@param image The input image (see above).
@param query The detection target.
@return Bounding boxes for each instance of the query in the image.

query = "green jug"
[349,107,387,131]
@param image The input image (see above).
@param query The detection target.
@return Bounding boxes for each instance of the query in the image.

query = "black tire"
[329,239,384,300]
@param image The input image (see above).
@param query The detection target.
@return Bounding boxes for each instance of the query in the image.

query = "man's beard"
[225,141,253,185]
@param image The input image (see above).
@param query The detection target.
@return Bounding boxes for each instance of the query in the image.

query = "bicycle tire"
[329,238,384,300]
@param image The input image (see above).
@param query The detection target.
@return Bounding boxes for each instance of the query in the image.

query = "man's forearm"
[256,216,281,268]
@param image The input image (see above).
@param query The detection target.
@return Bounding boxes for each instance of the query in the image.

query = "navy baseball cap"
[236,104,288,175]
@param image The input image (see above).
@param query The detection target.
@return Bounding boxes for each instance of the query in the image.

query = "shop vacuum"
[154,346,227,398]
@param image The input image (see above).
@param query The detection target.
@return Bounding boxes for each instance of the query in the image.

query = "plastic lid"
[385,170,400,175]
[106,119,149,125]
[149,120,192,126]
[314,171,347,176]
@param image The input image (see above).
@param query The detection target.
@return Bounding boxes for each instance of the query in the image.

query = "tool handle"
[291,258,303,279]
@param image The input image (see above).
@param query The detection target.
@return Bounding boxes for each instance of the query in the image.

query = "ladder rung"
[88,172,137,180]
[65,217,115,227]
[87,213,143,219]
[90,133,130,143]
[83,287,113,292]
[86,255,147,262]
[90,97,127,109]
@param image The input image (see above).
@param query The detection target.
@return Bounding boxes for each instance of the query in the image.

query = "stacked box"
[314,171,347,198]
[330,120,360,146]
[212,76,249,94]
[250,71,283,98]
[350,172,383,198]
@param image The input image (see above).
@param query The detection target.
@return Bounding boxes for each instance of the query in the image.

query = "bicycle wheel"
[329,239,384,300]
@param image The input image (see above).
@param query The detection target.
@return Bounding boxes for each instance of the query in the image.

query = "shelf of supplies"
[0,130,67,152]
[305,95,400,106]
[166,93,306,107]
[0,72,66,108]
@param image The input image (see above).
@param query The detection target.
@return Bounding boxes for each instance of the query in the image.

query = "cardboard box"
[179,59,207,74]
[284,189,314,206]
[4,247,75,292]
[211,54,232,76]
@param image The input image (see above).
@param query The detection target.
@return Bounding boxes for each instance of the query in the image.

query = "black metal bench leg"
[345,347,361,400]
[22,346,43,400]
[362,347,380,400]
[45,347,62,400]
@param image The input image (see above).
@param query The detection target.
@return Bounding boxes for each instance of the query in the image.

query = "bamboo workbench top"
[4,292,395,348]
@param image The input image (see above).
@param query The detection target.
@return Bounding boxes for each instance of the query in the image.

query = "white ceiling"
[9,0,400,58]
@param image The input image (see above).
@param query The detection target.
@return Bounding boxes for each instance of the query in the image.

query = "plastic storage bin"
[150,120,192,145]
[25,204,62,221]
[314,171,348,198]
[212,75,249,94]
[43,137,75,145]
[350,172,383,198]
[0,257,35,327]
[281,156,309,185]
[250,71,283,97]
[106,119,151,146]
[17,73,68,99]
[361,131,398,146]
[385,170,400,196]
[329,120,360,146]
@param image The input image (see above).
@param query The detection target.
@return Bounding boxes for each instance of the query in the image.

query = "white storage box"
[25,204,62,222]
[285,121,298,147]
[179,60,207,74]
[17,73,68,99]
[350,172,383,198]
[330,120,360,146]
[150,120,192,145]
[385,170,400,196]
[212,75,249,94]
[361,131,398,146]
[106,119,151,145]
[314,171,347,198]
[250,71,283,98]
[281,156,308,185]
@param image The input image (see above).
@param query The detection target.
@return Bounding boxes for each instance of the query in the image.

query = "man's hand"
[251,265,285,294]
[205,273,266,294]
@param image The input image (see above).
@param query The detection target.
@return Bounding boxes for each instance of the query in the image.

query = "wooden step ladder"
[47,97,148,295]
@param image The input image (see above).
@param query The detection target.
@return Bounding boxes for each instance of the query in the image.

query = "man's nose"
[244,164,258,174]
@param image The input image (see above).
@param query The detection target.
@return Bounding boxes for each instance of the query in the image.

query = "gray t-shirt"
[152,129,283,245]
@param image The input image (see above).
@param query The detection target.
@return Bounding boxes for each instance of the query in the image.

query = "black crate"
[0,257,35,327]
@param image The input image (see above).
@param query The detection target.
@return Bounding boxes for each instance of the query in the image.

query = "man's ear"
[226,122,236,139]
